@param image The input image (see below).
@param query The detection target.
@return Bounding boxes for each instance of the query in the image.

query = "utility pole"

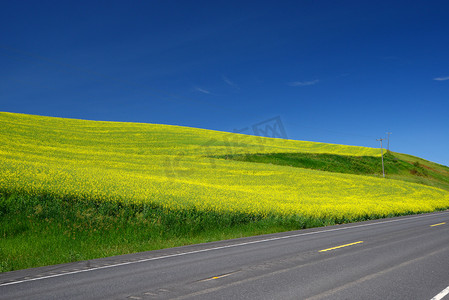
[386,132,392,152]
[377,138,386,178]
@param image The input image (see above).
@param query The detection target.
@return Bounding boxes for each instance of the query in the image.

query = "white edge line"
[431,286,449,300]
[1,211,448,287]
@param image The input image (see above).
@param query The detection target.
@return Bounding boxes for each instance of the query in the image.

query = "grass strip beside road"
[2,191,441,272]
[0,191,338,272]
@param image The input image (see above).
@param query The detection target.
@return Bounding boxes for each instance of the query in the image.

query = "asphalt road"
[1,211,449,300]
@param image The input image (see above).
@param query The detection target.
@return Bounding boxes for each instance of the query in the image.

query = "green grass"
[1,191,374,272]
[218,151,449,191]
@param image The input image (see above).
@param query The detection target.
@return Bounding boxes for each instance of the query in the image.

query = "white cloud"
[433,76,449,81]
[223,76,240,90]
[195,87,212,94]
[288,79,319,87]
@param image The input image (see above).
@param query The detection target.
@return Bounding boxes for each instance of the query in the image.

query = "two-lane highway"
[1,211,449,299]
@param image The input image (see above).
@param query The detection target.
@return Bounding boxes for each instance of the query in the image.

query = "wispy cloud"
[433,76,449,81]
[223,76,240,90]
[288,79,319,87]
[194,87,212,94]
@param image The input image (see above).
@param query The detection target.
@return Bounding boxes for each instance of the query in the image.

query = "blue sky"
[1,0,449,166]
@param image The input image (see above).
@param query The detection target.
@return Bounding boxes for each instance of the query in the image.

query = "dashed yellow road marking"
[319,241,364,252]
[430,222,446,227]
[200,272,236,282]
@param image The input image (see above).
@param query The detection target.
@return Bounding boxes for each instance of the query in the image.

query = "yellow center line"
[319,241,364,252]
[207,274,230,280]
[201,272,236,282]
[430,222,446,227]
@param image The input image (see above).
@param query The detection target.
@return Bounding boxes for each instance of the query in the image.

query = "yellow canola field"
[1,112,448,219]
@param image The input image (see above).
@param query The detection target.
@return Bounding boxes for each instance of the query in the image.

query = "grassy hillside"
[1,112,449,271]
[219,152,449,191]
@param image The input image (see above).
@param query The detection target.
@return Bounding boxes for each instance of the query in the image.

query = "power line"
[386,132,392,151]
[376,138,386,178]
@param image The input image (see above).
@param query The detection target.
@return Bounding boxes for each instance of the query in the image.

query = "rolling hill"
[1,112,449,271]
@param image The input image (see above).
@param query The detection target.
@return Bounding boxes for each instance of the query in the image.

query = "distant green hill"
[1,112,448,271]
[218,151,449,191]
